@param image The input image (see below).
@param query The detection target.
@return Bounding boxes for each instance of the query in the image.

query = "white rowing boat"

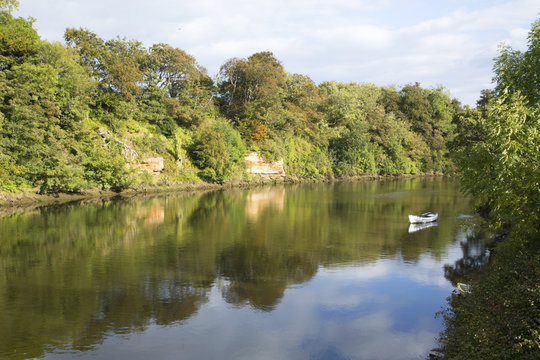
[408,212,438,224]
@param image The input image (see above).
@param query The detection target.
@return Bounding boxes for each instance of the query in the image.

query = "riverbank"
[0,172,443,216]
[0,182,220,217]
[432,234,540,359]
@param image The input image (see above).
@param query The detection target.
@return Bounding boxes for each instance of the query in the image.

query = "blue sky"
[15,0,539,106]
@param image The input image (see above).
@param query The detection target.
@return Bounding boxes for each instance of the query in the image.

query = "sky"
[15,0,539,106]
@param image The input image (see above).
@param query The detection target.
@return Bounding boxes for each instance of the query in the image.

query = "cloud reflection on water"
[6,179,472,360]
[78,244,461,360]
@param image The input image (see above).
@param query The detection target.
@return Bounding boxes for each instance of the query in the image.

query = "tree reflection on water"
[0,179,473,359]
[443,224,490,285]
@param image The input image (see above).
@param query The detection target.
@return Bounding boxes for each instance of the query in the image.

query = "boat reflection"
[408,222,438,233]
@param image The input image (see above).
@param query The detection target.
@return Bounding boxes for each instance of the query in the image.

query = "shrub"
[285,137,332,177]
[189,118,245,182]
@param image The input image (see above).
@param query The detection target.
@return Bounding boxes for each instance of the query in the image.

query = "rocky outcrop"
[245,152,285,178]
[138,157,164,174]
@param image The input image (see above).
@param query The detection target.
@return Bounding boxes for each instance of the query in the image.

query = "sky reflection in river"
[0,178,474,360]
[55,253,461,360]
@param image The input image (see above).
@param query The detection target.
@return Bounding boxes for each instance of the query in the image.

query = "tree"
[65,29,146,100]
[64,28,105,77]
[0,20,96,192]
[282,73,328,147]
[399,83,432,135]
[455,20,539,237]
[285,137,332,177]
[476,89,495,112]
[146,44,214,128]
[330,121,378,175]
[0,0,18,12]
[0,62,84,192]
[147,43,207,98]
[319,81,364,128]
[0,10,40,70]
[101,37,146,99]
[38,42,96,127]
[398,83,458,171]
[493,21,540,105]
[319,82,418,175]
[217,52,287,142]
[217,57,247,118]
[436,23,540,360]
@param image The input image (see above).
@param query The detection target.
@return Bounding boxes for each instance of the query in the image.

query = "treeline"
[0,2,461,193]
[434,19,539,359]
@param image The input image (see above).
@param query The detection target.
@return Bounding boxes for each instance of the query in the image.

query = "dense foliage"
[435,19,540,360]
[452,20,539,239]
[0,3,461,193]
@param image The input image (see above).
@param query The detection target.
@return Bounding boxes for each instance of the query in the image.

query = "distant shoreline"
[0,173,445,216]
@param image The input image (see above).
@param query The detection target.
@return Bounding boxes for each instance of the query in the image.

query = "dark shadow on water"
[443,226,490,285]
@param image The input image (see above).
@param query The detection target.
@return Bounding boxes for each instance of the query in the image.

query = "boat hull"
[408,213,438,224]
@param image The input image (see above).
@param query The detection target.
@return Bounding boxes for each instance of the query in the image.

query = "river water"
[0,178,475,359]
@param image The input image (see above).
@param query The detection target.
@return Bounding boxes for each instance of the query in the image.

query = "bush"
[330,124,378,175]
[189,118,246,182]
[83,141,133,190]
[157,116,177,138]
[0,155,24,192]
[285,137,332,177]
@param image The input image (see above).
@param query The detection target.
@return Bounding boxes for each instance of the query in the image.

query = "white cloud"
[15,0,539,106]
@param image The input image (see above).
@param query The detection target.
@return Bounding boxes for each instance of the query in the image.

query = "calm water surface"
[0,178,476,359]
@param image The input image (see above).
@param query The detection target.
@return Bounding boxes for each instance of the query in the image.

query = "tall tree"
[147,43,206,98]
[146,43,214,127]
[399,83,458,171]
[217,51,287,142]
[65,28,146,100]
[0,10,40,70]
[0,44,96,192]
[454,19,539,236]
[283,73,326,144]
[493,21,540,105]
[399,82,432,136]
[0,0,18,12]
[437,21,540,360]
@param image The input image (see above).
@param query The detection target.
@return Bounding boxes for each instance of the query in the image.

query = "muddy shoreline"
[0,173,444,216]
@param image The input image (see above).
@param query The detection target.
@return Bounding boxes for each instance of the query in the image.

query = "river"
[0,178,476,359]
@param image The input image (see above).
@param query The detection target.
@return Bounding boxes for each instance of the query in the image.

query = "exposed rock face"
[139,157,164,174]
[245,152,285,178]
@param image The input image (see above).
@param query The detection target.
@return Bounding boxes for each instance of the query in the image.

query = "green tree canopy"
[65,28,146,100]
[454,19,540,237]
[189,118,246,182]
[283,73,327,145]
[217,51,287,142]
[0,0,18,12]
[147,43,207,98]
[0,11,40,70]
